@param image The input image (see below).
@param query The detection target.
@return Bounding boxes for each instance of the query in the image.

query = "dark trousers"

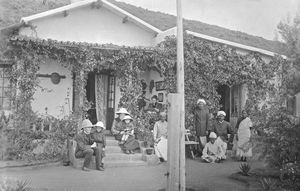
[75,146,103,168]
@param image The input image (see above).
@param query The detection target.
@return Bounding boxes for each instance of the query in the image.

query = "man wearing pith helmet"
[74,119,104,171]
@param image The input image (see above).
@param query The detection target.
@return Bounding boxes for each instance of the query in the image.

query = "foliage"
[0,0,69,28]
[239,163,251,176]
[0,178,31,191]
[134,112,155,146]
[3,114,77,161]
[259,177,278,191]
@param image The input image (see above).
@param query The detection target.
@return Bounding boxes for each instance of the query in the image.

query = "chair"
[185,129,199,159]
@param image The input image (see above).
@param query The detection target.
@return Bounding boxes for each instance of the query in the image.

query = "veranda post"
[166,0,185,190]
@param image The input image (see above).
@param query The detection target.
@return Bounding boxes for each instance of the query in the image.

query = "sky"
[120,0,299,40]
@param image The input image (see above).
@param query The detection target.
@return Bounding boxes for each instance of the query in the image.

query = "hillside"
[108,0,287,55]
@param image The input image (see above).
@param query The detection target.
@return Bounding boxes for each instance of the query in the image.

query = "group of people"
[74,96,254,171]
[193,99,254,163]
[75,120,106,171]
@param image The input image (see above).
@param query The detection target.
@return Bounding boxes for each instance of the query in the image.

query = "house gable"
[19,0,159,47]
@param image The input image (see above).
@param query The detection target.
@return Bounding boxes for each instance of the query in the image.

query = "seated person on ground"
[75,119,104,171]
[91,121,106,170]
[202,132,223,163]
[209,111,234,159]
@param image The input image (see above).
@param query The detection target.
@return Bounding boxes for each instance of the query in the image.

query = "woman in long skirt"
[236,110,253,161]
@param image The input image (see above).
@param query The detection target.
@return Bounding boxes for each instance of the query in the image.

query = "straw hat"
[122,115,133,121]
[94,121,105,129]
[116,108,130,115]
[209,132,217,139]
[217,111,226,117]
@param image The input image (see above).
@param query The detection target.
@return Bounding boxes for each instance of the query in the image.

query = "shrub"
[3,114,78,161]
[262,108,300,190]
[239,163,251,176]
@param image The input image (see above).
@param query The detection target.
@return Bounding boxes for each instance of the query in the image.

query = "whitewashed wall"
[19,6,156,47]
[32,60,73,118]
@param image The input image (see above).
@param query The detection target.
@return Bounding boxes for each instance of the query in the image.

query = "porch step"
[104,160,147,168]
[105,146,123,153]
[106,139,120,146]
[103,153,143,161]
[72,158,147,169]
[106,136,116,140]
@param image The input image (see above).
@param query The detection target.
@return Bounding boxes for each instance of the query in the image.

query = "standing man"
[209,111,234,160]
[75,119,104,171]
[193,98,210,154]
[153,112,168,162]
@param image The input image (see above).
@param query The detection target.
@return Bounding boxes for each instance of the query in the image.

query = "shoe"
[125,150,130,154]
[96,166,104,171]
[130,150,135,154]
[82,167,91,171]
[159,158,165,162]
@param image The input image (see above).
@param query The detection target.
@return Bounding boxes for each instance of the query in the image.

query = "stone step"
[72,157,147,169]
[104,153,143,161]
[106,136,116,140]
[106,139,119,146]
[104,160,147,168]
[105,146,123,153]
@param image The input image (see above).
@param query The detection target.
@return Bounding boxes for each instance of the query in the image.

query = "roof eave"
[20,0,162,34]
[186,30,287,59]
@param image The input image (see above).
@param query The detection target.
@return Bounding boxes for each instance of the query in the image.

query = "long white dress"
[236,117,253,157]
[153,120,168,161]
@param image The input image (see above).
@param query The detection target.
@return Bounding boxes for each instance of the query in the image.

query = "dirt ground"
[0,159,265,191]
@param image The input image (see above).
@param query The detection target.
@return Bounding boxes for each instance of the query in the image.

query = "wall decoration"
[155,81,167,91]
[36,72,66,85]
[158,93,164,102]
[149,80,154,93]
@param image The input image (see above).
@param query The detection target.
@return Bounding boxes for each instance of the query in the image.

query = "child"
[120,115,135,154]
[91,121,106,170]
[202,132,223,163]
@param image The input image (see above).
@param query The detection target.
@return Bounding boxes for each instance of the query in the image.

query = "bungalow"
[0,0,292,129]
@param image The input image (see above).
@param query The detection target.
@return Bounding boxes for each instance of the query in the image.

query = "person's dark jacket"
[75,132,93,153]
[193,106,210,137]
[91,131,106,148]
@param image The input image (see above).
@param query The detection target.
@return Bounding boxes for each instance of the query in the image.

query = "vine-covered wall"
[3,34,290,130]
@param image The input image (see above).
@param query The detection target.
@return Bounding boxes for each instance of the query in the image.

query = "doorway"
[216,85,230,122]
[85,71,116,129]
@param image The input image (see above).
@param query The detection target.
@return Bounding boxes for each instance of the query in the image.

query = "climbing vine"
[3,34,289,130]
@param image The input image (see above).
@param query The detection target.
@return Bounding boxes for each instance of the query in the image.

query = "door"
[95,72,116,130]
[217,85,230,122]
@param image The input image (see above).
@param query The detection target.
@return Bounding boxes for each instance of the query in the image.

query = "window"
[0,65,11,110]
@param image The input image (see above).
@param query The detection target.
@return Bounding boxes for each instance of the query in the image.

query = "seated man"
[209,111,234,160]
[202,132,223,163]
[75,119,104,171]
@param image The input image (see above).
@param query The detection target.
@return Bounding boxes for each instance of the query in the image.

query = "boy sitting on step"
[119,116,135,145]
[92,121,106,169]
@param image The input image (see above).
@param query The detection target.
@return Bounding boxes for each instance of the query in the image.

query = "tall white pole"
[176,0,185,190]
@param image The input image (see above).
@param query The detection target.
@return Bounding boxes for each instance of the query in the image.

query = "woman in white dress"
[236,110,253,161]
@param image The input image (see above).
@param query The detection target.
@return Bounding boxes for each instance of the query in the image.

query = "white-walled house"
[0,0,292,129]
